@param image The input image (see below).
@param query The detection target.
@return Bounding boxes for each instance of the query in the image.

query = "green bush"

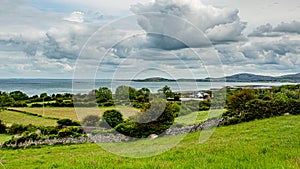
[103,110,124,128]
[115,101,179,138]
[199,100,211,111]
[57,119,81,128]
[7,124,37,135]
[5,131,41,145]
[39,126,59,135]
[0,120,6,133]
[57,126,83,138]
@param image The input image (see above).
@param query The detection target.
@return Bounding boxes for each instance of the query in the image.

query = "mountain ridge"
[133,73,300,82]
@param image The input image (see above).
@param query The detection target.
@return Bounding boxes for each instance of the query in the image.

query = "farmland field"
[10,107,140,121]
[1,114,299,168]
[0,110,57,126]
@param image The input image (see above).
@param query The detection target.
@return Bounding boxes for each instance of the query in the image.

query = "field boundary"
[6,108,60,121]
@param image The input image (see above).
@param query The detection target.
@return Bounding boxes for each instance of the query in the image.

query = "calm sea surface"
[0,79,296,96]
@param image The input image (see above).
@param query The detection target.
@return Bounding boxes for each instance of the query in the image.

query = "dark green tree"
[115,101,180,138]
[96,87,113,104]
[137,87,151,102]
[103,110,124,128]
[9,91,28,101]
[0,91,14,111]
[158,85,174,98]
[115,86,137,101]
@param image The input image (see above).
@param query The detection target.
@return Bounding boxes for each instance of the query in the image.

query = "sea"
[0,79,297,96]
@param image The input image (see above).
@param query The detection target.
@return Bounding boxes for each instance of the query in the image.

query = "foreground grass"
[1,115,299,168]
[10,107,140,121]
[0,134,11,144]
[0,111,57,126]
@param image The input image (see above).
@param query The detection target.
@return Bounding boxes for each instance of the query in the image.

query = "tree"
[96,87,113,104]
[227,89,257,113]
[0,91,14,111]
[137,88,151,102]
[114,86,137,101]
[9,91,28,101]
[158,85,174,98]
[103,110,124,128]
[40,93,48,98]
[115,101,180,138]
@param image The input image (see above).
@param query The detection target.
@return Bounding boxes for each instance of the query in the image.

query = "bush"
[57,119,81,128]
[115,101,180,138]
[0,120,6,133]
[7,124,37,135]
[103,110,124,128]
[199,100,211,111]
[81,115,101,126]
[5,131,41,145]
[39,126,59,135]
[57,126,84,138]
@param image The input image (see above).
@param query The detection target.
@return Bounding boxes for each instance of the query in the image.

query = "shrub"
[57,126,83,138]
[7,124,37,135]
[81,115,101,126]
[103,110,124,128]
[115,101,180,138]
[57,119,80,128]
[0,120,6,133]
[39,126,59,135]
[5,131,41,145]
[199,100,211,111]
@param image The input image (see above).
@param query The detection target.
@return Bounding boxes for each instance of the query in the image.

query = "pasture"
[10,107,140,121]
[0,110,57,126]
[1,114,299,168]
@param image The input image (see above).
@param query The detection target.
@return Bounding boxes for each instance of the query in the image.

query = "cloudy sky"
[0,0,299,79]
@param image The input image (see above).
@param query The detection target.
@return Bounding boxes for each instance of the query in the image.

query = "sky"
[0,0,299,79]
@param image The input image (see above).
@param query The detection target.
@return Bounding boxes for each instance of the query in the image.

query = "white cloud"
[274,21,300,34]
[249,21,300,37]
[64,11,85,23]
[130,0,247,49]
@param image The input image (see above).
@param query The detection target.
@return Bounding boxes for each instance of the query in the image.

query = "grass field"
[0,134,12,144]
[1,115,299,168]
[8,107,223,126]
[0,110,57,126]
[175,109,225,125]
[10,107,140,121]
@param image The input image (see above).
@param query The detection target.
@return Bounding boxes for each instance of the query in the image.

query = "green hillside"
[1,114,299,168]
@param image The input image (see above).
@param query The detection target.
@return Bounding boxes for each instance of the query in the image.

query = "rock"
[148,134,158,139]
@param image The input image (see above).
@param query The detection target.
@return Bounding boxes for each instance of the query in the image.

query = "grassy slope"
[0,134,11,144]
[175,109,225,125]
[0,111,57,126]
[1,115,299,168]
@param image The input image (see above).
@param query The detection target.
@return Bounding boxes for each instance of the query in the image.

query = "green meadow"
[1,114,299,168]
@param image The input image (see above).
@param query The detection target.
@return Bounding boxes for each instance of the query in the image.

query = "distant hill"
[133,73,300,83]
[215,73,300,82]
[223,73,276,82]
[133,77,176,82]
